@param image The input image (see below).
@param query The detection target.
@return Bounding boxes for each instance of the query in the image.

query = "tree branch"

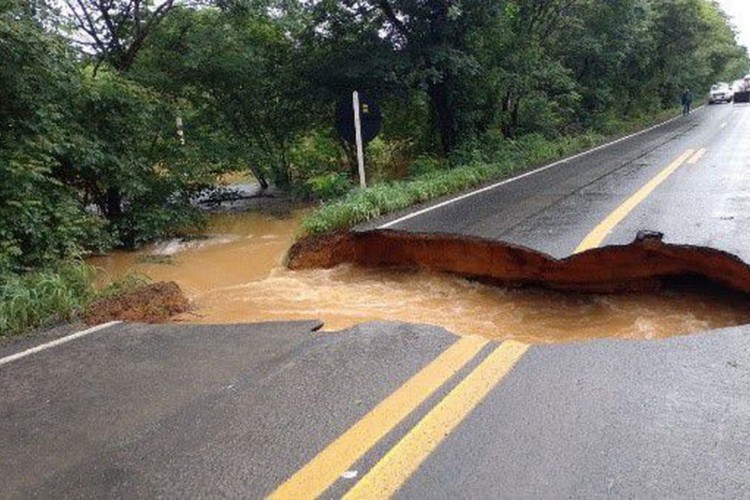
[377,0,410,40]
[67,0,106,53]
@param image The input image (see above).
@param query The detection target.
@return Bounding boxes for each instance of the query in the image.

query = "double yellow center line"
[271,147,705,499]
[269,336,489,498]
[343,341,529,499]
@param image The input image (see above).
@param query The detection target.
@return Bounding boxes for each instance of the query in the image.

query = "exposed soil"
[83,281,190,325]
[287,230,750,296]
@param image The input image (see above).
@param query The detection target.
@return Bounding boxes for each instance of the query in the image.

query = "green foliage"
[1,5,208,274]
[56,70,209,248]
[0,262,151,337]
[0,8,109,271]
[408,156,446,177]
[299,131,603,236]
[0,160,109,271]
[0,262,94,336]
[366,137,413,183]
[133,5,316,189]
[304,173,351,201]
[286,130,347,197]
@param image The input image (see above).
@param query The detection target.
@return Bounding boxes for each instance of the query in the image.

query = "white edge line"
[0,321,121,367]
[379,109,700,229]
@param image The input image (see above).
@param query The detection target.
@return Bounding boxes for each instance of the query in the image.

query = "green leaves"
[0,12,104,272]
[0,261,94,336]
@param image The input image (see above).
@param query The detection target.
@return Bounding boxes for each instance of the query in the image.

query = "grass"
[299,132,604,237]
[0,262,94,337]
[298,108,687,239]
[0,262,148,338]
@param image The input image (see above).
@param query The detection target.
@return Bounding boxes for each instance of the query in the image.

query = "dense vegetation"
[1,0,748,333]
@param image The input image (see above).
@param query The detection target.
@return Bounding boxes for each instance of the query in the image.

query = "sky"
[717,0,750,50]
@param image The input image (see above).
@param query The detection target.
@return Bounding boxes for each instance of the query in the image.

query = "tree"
[63,0,177,72]
[51,70,208,247]
[304,0,507,154]
[0,5,105,270]
[133,4,316,189]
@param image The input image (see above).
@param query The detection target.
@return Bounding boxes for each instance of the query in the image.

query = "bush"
[0,152,111,272]
[59,71,210,249]
[288,131,348,198]
[366,137,413,182]
[305,173,352,200]
[408,155,445,177]
[0,262,152,337]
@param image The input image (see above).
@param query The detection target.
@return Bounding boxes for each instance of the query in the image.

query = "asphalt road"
[4,104,750,498]
[370,103,749,260]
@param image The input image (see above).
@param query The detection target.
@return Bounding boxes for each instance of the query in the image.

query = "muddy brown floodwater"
[89,211,750,344]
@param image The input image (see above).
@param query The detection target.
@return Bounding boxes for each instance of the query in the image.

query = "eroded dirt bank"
[287,230,750,295]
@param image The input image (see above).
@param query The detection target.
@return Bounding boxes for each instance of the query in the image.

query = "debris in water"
[83,281,190,325]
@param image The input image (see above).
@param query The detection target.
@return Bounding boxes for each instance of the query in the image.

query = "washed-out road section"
[4,104,750,498]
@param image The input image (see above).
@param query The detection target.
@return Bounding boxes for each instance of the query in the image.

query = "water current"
[89,210,750,344]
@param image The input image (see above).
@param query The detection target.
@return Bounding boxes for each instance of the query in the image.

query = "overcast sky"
[717,0,750,50]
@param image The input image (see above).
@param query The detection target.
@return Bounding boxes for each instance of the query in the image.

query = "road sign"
[336,94,382,145]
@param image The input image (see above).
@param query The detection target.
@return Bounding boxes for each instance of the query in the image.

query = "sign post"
[176,116,185,145]
[352,91,366,188]
[336,93,382,189]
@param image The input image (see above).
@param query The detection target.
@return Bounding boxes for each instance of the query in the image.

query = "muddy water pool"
[89,211,750,344]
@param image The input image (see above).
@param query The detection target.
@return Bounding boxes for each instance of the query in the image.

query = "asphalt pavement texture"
[4,104,750,498]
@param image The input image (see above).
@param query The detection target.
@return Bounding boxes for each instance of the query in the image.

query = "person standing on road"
[682,89,693,115]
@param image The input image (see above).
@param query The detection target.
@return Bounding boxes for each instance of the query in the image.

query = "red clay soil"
[83,281,190,325]
[287,230,750,295]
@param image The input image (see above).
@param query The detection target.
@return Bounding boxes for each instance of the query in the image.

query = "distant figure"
[681,89,693,115]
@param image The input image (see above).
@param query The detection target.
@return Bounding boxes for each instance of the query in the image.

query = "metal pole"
[353,91,366,188]
[176,116,185,145]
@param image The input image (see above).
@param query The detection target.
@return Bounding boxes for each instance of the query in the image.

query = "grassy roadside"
[0,262,146,338]
[299,109,683,238]
[0,263,93,337]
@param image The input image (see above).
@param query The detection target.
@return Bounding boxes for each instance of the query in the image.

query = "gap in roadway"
[89,210,750,345]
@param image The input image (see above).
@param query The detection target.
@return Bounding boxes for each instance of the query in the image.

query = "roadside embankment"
[296,109,682,239]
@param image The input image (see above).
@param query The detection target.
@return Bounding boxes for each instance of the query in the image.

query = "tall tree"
[133,4,314,189]
[63,0,177,72]
[0,4,105,269]
[307,0,505,154]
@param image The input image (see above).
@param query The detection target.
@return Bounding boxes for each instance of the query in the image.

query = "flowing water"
[89,210,750,344]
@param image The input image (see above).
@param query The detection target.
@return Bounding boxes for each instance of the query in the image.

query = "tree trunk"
[511,97,521,136]
[501,90,514,139]
[105,187,123,219]
[501,91,522,139]
[428,80,458,155]
[249,164,269,190]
